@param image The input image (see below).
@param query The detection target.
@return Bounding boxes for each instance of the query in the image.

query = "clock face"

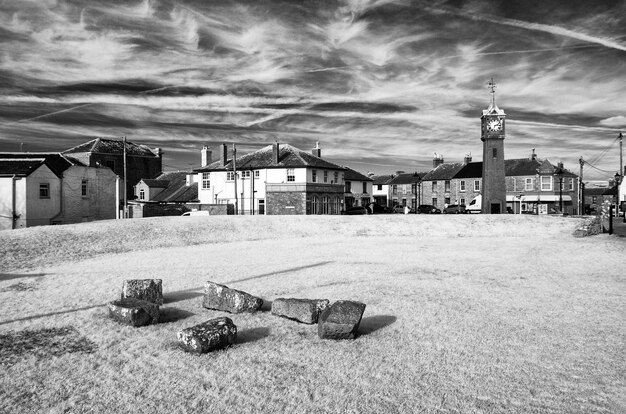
[486,118,502,133]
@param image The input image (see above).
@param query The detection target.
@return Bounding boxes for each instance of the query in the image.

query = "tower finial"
[488,77,497,106]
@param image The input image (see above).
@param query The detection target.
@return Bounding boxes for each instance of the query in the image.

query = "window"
[258,199,265,214]
[226,171,235,181]
[445,180,450,192]
[460,198,466,205]
[392,185,397,195]
[402,184,407,194]
[254,170,260,178]
[411,183,417,194]
[474,180,480,191]
[432,181,437,192]
[241,171,251,179]
[139,189,145,200]
[540,176,552,191]
[287,169,295,182]
[334,197,341,214]
[569,178,574,191]
[362,182,367,193]
[311,196,319,214]
[377,184,383,191]
[460,180,466,191]
[312,169,317,182]
[81,180,88,197]
[334,171,338,183]
[492,148,497,158]
[324,170,328,183]
[432,197,437,207]
[346,181,352,192]
[445,197,450,205]
[202,173,210,189]
[322,196,330,214]
[525,178,533,191]
[402,198,406,207]
[39,183,50,199]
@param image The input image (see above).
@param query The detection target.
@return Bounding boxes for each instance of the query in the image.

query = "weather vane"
[488,78,497,106]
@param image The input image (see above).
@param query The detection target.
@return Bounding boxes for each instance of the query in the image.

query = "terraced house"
[195,142,346,215]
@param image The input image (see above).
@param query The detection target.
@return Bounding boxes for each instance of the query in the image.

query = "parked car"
[443,204,466,214]
[368,203,392,214]
[181,210,210,216]
[417,204,441,214]
[341,206,371,215]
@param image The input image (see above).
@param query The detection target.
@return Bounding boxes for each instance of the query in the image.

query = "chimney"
[312,141,321,158]
[273,142,280,164]
[531,148,537,161]
[433,153,444,168]
[464,153,472,164]
[201,146,212,167]
[154,147,163,157]
[220,143,228,167]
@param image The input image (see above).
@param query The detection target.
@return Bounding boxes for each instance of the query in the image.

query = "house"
[194,142,346,215]
[583,187,613,215]
[130,171,200,218]
[63,137,162,201]
[386,172,426,210]
[0,153,117,230]
[370,174,394,206]
[419,155,467,209]
[344,167,373,208]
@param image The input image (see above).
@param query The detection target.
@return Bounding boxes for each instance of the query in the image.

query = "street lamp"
[614,171,621,218]
[413,172,420,212]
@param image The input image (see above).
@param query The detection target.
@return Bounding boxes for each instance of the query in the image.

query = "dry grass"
[0,215,624,413]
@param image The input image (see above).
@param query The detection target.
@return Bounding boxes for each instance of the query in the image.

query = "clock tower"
[480,78,506,214]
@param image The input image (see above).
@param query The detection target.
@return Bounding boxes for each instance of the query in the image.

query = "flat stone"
[202,281,263,313]
[108,298,160,327]
[177,317,237,354]
[121,279,163,305]
[271,298,330,324]
[318,300,366,340]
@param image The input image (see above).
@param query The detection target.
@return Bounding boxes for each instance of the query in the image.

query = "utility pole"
[579,157,584,215]
[123,136,127,219]
[233,143,238,215]
[619,132,623,218]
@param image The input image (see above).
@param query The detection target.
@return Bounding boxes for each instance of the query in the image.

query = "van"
[181,211,210,217]
[466,195,482,213]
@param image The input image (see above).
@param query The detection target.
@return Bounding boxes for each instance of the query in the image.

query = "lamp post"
[556,163,564,214]
[413,172,420,212]
[615,171,621,218]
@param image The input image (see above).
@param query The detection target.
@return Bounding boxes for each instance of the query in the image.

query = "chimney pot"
[220,144,228,167]
[201,146,212,167]
[312,141,321,158]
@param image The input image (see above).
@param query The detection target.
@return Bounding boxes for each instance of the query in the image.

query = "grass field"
[0,214,624,413]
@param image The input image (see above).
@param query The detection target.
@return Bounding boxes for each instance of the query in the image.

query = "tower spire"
[488,77,497,107]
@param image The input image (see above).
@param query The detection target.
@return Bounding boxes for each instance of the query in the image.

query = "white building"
[0,154,117,230]
[195,142,346,215]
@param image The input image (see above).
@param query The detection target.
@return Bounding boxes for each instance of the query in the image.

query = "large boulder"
[108,298,160,327]
[177,317,237,353]
[202,281,263,313]
[121,279,163,305]
[271,298,330,324]
[318,300,366,340]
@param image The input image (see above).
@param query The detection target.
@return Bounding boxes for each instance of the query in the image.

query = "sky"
[0,0,625,180]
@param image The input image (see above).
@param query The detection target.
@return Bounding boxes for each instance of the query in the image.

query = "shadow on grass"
[359,315,397,336]
[0,273,46,282]
[0,303,106,326]
[159,307,196,323]
[164,289,204,304]
[237,327,271,344]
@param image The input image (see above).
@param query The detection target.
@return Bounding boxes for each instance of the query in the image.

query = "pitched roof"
[148,171,198,203]
[454,162,482,179]
[387,172,427,185]
[344,167,373,182]
[422,162,465,181]
[63,138,159,157]
[0,153,81,177]
[142,179,170,188]
[195,144,345,172]
[452,158,579,179]
[0,159,48,176]
[371,174,394,185]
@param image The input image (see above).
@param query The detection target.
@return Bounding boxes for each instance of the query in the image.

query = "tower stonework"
[480,79,506,214]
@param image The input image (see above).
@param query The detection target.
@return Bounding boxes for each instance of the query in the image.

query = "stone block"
[318,300,366,340]
[271,298,330,324]
[121,279,163,305]
[202,281,263,313]
[108,298,160,327]
[177,317,237,353]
